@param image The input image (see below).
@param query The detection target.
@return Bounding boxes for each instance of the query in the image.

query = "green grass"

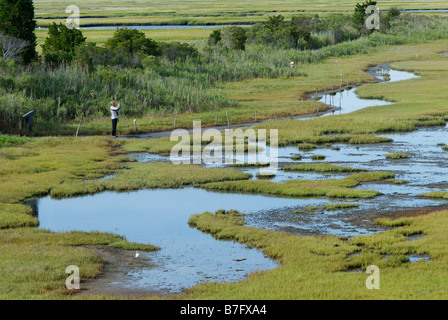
[386,153,411,159]
[50,162,250,199]
[203,172,395,199]
[283,163,364,173]
[298,143,317,151]
[33,0,448,27]
[0,203,38,229]
[420,191,448,200]
[323,203,360,211]
[0,135,31,148]
[0,228,158,299]
[228,162,269,167]
[311,154,326,161]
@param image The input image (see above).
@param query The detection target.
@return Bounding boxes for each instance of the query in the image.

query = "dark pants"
[112,118,118,136]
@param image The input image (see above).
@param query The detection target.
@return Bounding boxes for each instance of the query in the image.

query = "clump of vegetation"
[0,135,30,148]
[294,205,321,214]
[323,203,359,211]
[439,143,448,152]
[204,171,395,199]
[298,143,317,151]
[386,153,410,159]
[284,163,363,173]
[311,154,326,161]
[228,162,269,167]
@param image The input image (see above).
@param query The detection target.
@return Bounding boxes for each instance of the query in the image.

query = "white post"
[76,119,82,137]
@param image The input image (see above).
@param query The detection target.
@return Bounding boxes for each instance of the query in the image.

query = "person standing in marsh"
[110,101,121,137]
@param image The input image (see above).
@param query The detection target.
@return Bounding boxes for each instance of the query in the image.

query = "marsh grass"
[323,203,360,211]
[298,143,317,151]
[283,163,364,173]
[186,208,448,299]
[0,227,158,299]
[386,153,411,159]
[204,171,395,199]
[311,155,326,161]
[0,203,38,229]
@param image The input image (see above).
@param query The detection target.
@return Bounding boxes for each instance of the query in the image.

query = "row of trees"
[208,2,401,51]
[41,24,199,71]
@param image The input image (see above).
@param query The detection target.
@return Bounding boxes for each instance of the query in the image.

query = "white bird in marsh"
[135,250,140,258]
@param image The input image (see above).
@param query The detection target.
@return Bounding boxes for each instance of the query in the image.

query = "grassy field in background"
[35,27,214,50]
[33,0,448,26]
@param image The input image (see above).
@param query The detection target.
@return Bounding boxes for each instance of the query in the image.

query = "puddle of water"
[408,254,432,263]
[126,153,170,163]
[34,188,313,293]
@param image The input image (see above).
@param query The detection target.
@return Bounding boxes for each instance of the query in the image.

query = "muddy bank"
[79,245,169,298]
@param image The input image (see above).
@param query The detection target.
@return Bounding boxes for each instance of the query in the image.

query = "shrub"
[222,26,247,50]
[105,28,160,56]
[158,42,199,62]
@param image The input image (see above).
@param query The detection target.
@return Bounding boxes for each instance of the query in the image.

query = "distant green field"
[35,27,214,50]
[34,0,448,27]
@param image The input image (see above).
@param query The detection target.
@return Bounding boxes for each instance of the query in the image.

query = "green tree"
[42,23,86,65]
[105,28,160,56]
[222,26,247,50]
[265,15,286,32]
[291,16,315,46]
[0,0,37,64]
[158,42,199,62]
[381,7,401,31]
[208,30,222,46]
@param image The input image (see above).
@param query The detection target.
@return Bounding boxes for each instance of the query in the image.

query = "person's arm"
[111,104,120,111]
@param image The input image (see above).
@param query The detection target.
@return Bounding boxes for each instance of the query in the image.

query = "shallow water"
[34,188,311,293]
[314,65,420,116]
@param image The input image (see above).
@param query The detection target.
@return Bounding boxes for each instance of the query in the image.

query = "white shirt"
[110,104,120,120]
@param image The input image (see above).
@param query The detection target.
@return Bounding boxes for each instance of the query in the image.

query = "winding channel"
[29,60,448,294]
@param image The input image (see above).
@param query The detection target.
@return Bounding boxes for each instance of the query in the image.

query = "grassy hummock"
[283,163,363,173]
[203,172,395,199]
[386,153,411,159]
